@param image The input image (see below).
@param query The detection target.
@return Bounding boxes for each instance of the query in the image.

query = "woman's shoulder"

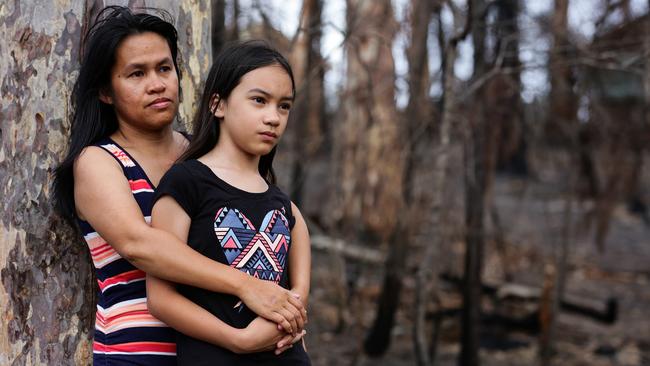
[74,145,123,176]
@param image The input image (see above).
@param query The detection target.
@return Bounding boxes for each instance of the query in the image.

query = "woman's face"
[100,31,179,132]
[214,64,294,158]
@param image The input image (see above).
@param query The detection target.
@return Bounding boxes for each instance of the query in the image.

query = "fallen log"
[310,234,385,263]
[438,273,617,325]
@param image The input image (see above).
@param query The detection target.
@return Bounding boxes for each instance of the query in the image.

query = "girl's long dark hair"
[180,40,295,184]
[53,6,180,221]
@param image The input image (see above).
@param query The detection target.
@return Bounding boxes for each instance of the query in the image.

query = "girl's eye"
[252,97,265,104]
[280,103,292,111]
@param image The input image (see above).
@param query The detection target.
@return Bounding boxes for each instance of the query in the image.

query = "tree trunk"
[336,0,402,243]
[289,0,324,206]
[211,0,226,58]
[413,1,472,364]
[404,0,435,364]
[547,0,577,143]
[0,2,210,364]
[460,1,487,365]
[332,0,403,357]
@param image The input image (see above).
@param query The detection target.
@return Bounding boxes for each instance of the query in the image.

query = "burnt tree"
[330,0,404,357]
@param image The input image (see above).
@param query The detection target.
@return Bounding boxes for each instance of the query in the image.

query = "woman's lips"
[148,98,172,109]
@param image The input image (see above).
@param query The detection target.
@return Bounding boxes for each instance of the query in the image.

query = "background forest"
[1,0,649,365]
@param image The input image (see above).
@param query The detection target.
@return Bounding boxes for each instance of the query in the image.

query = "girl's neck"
[203,137,260,175]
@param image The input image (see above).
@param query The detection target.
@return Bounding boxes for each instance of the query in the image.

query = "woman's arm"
[147,195,300,354]
[73,147,305,333]
[289,202,311,306]
[148,274,304,354]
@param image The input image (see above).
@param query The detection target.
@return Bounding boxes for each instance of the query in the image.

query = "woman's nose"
[148,74,166,93]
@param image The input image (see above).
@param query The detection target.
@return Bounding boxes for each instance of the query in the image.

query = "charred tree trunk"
[211,0,226,58]
[459,1,486,365]
[406,2,435,365]
[211,0,240,64]
[333,0,403,357]
[493,0,526,175]
[539,0,575,362]
[0,2,210,364]
[547,0,577,143]
[413,0,474,364]
[289,0,324,206]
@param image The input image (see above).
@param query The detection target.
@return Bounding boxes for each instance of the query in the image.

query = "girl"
[147,41,312,365]
[53,7,306,364]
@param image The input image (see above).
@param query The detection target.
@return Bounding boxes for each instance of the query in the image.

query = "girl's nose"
[264,108,281,126]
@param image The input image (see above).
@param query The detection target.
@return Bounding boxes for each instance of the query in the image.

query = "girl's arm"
[289,202,311,306]
[73,147,305,333]
[147,195,298,353]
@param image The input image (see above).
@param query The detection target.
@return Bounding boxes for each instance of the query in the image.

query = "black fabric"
[154,159,309,365]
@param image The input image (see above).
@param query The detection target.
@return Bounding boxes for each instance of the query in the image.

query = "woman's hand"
[238,277,307,336]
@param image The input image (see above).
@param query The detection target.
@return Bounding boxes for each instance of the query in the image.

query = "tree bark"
[404,0,435,364]
[413,1,472,364]
[332,0,403,357]
[336,0,402,243]
[211,0,226,58]
[0,2,210,364]
[288,0,324,206]
[547,0,577,143]
[459,1,487,365]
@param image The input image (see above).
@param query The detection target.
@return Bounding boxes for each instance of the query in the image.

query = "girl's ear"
[98,88,113,105]
[210,93,225,118]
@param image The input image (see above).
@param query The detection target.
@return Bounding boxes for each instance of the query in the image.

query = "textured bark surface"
[288,0,324,206]
[334,0,403,357]
[335,0,403,241]
[0,1,210,364]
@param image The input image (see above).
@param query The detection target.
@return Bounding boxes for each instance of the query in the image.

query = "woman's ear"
[210,93,225,118]
[98,88,113,105]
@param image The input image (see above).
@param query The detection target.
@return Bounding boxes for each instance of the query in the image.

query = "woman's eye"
[253,97,265,104]
[160,65,172,73]
[129,70,144,78]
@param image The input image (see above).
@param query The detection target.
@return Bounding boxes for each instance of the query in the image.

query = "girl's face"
[214,64,293,158]
[100,31,179,132]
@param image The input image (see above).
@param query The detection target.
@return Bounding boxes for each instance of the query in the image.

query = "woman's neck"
[111,123,176,154]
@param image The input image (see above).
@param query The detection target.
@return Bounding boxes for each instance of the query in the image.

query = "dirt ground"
[303,172,650,366]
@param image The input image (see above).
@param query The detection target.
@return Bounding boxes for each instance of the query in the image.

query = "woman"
[53,6,305,364]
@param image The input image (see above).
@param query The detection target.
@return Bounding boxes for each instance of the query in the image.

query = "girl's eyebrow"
[247,88,294,101]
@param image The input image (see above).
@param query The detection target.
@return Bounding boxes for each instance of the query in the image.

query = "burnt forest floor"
[304,174,650,366]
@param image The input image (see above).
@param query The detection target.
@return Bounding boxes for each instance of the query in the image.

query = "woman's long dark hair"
[53,6,180,221]
[180,40,295,184]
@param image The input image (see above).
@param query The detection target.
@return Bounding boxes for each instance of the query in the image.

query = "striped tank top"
[78,137,176,365]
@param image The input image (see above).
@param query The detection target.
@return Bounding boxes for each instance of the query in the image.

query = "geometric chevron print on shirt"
[214,207,291,284]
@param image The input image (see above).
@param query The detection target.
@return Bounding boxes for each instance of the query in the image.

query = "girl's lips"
[260,131,277,138]
[259,131,278,141]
